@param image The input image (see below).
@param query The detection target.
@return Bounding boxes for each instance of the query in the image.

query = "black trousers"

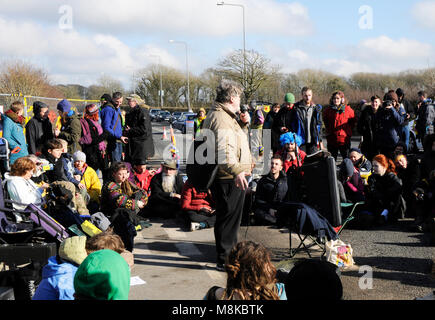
[211,179,246,265]
[327,144,350,161]
[184,210,216,228]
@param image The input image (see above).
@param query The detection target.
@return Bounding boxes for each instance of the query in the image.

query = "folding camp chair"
[334,201,365,236]
[283,152,365,258]
[278,202,339,259]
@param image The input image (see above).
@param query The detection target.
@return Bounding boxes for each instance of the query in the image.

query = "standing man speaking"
[201,79,253,271]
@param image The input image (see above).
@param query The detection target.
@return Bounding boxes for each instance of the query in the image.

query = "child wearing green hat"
[33,236,88,300]
[73,249,131,300]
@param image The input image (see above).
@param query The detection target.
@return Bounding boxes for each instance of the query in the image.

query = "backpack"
[79,118,92,145]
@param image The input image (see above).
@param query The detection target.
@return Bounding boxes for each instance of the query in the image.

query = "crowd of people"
[0,80,434,301]
[250,87,434,232]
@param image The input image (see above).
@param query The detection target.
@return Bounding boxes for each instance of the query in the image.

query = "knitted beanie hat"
[57,99,72,113]
[59,236,88,266]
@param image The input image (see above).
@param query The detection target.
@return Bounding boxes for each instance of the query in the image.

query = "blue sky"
[0,0,434,90]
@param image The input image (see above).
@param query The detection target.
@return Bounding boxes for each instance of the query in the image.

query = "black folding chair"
[279,201,338,258]
[283,152,363,258]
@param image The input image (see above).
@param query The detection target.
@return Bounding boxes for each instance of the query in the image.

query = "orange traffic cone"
[162,126,168,140]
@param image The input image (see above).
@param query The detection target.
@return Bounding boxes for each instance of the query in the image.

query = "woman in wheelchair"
[4,157,50,222]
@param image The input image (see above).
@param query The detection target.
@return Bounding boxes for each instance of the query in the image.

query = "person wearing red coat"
[323,91,356,161]
[180,180,216,231]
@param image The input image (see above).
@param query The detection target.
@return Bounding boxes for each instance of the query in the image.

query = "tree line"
[1,52,435,111]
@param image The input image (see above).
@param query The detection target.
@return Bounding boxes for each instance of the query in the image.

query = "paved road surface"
[126,122,435,300]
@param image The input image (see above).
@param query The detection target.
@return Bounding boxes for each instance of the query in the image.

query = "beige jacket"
[201,102,252,180]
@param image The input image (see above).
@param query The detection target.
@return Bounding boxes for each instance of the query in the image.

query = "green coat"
[58,114,82,154]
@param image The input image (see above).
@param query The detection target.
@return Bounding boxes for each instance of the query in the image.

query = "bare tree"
[213,49,279,103]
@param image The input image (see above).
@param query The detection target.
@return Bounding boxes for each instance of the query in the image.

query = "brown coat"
[201,102,252,180]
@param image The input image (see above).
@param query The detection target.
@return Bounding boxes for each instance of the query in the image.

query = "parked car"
[172,113,196,134]
[150,109,161,121]
[171,111,184,123]
[156,110,172,122]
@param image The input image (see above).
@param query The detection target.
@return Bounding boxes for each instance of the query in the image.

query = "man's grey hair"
[215,79,243,104]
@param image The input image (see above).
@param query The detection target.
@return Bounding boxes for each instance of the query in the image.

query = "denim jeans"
[401,125,410,151]
[109,141,124,163]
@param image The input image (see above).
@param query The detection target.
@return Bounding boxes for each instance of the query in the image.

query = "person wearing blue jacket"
[100,92,126,163]
[2,101,29,165]
[32,236,88,300]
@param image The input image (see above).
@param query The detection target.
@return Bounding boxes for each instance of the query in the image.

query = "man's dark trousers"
[211,179,246,265]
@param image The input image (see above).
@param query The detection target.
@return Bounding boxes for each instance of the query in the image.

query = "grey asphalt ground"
[127,122,435,300]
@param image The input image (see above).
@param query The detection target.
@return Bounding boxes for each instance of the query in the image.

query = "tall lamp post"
[169,39,192,112]
[217,1,246,95]
[150,54,163,108]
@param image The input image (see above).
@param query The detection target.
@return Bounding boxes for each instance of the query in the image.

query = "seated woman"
[101,162,148,251]
[253,157,288,225]
[180,179,216,231]
[394,154,421,218]
[4,157,50,222]
[348,148,372,173]
[363,154,403,225]
[204,241,286,300]
[73,151,102,214]
[275,132,306,201]
[338,158,365,203]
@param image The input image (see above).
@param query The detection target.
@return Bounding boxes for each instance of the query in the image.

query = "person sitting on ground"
[59,139,86,194]
[101,162,148,252]
[73,151,102,214]
[40,139,68,183]
[147,160,184,219]
[348,148,372,173]
[363,154,403,226]
[39,139,89,216]
[338,158,365,203]
[395,154,423,222]
[253,157,288,226]
[73,249,130,300]
[33,236,88,300]
[85,230,134,269]
[204,241,286,300]
[128,159,156,196]
[284,259,343,300]
[180,179,216,231]
[275,132,306,174]
[275,132,306,201]
[4,157,50,222]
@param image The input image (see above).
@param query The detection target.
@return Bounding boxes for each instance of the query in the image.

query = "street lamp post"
[169,40,192,112]
[217,1,246,94]
[150,54,163,107]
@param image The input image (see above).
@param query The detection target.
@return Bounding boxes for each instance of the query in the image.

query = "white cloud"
[0,0,313,37]
[0,16,180,88]
[412,1,435,30]
[349,36,434,73]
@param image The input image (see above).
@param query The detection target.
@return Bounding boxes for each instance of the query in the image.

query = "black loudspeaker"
[300,154,342,227]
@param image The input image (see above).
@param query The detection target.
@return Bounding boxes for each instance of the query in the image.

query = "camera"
[240,104,248,114]
[383,100,394,108]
